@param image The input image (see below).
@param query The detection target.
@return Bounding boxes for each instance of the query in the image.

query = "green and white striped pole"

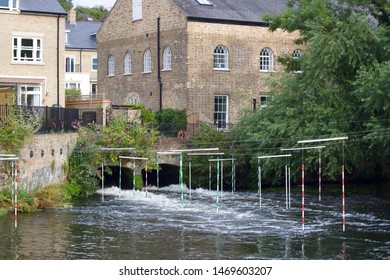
[216,158,220,212]
[180,153,184,209]
[119,158,122,191]
[133,159,136,198]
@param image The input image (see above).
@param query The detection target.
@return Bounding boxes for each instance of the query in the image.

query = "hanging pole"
[302,163,305,230]
[285,164,288,209]
[11,160,15,205]
[221,160,224,201]
[258,157,261,207]
[133,159,136,198]
[145,161,148,196]
[342,165,346,232]
[14,164,18,228]
[231,158,234,194]
[180,153,184,209]
[189,158,192,200]
[319,151,322,202]
[156,156,159,189]
[119,158,122,191]
[216,158,220,212]
[209,161,211,191]
[288,166,291,209]
[101,161,105,202]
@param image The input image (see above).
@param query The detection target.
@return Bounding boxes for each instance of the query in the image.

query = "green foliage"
[0,107,41,152]
[233,0,390,185]
[65,88,81,98]
[155,109,187,136]
[63,182,81,200]
[57,0,73,12]
[75,5,109,21]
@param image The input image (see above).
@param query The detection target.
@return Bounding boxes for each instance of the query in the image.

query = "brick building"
[97,0,302,130]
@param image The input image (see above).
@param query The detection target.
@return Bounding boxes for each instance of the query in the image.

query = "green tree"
[233,0,390,186]
[57,0,73,11]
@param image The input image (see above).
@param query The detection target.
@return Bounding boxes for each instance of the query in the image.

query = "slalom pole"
[189,159,192,200]
[258,158,261,207]
[101,162,105,202]
[11,160,14,205]
[231,159,234,194]
[216,158,220,212]
[221,160,224,201]
[285,164,288,209]
[342,164,346,232]
[209,161,211,191]
[119,158,122,191]
[156,156,159,189]
[14,163,18,228]
[180,153,184,209]
[288,166,291,209]
[319,151,322,202]
[133,159,136,198]
[145,161,148,197]
[302,163,305,230]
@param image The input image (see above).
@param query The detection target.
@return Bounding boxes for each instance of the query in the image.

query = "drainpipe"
[57,15,60,108]
[157,17,163,111]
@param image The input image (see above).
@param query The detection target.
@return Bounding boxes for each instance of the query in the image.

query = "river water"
[0,185,389,260]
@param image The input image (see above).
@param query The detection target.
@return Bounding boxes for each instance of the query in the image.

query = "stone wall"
[0,133,78,192]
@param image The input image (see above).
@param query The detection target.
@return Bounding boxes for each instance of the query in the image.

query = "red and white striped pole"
[319,151,322,202]
[14,164,18,228]
[302,163,305,230]
[342,164,346,232]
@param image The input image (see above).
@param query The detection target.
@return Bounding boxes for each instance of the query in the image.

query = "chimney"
[68,9,76,24]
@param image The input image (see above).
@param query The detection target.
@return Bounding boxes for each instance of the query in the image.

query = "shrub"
[155,109,187,137]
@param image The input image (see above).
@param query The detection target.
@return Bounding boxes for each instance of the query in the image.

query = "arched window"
[259,48,274,72]
[163,47,172,70]
[293,49,304,59]
[124,52,132,75]
[214,45,229,69]
[143,49,152,73]
[127,95,140,105]
[107,55,115,76]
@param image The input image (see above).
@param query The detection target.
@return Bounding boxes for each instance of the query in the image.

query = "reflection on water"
[0,185,389,260]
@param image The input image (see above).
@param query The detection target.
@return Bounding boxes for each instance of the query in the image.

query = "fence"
[0,104,103,133]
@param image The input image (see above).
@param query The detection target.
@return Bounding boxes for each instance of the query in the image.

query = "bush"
[155,109,187,137]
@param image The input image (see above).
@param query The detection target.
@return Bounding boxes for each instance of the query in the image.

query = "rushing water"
[0,185,389,260]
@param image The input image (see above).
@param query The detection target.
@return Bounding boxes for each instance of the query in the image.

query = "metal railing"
[0,104,103,133]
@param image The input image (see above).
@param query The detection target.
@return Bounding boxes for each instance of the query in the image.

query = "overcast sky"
[72,0,117,9]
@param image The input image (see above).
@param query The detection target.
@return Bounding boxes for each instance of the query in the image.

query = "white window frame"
[65,82,81,90]
[107,55,115,76]
[260,48,274,72]
[12,36,42,63]
[124,52,132,75]
[17,85,41,106]
[214,95,229,131]
[214,45,229,70]
[91,57,98,71]
[91,83,97,95]
[292,49,304,73]
[143,49,152,73]
[0,0,19,11]
[133,0,142,21]
[259,95,269,108]
[65,56,76,73]
[162,47,172,71]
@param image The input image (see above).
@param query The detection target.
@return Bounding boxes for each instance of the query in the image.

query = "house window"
[214,95,228,130]
[13,37,42,63]
[292,49,304,73]
[107,55,115,76]
[163,47,172,70]
[260,48,274,72]
[143,49,152,73]
[18,85,41,106]
[1,0,18,10]
[260,95,269,108]
[65,82,81,89]
[128,95,140,105]
[124,52,132,75]
[133,0,142,21]
[92,57,98,71]
[214,45,229,70]
[65,30,70,44]
[65,57,76,73]
[92,84,97,95]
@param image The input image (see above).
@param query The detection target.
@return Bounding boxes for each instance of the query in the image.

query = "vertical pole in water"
[234,158,236,192]
[11,161,14,205]
[189,159,192,200]
[209,161,211,191]
[221,160,224,201]
[101,162,104,202]
[133,159,136,198]
[319,151,322,202]
[119,158,122,191]
[302,163,305,230]
[285,164,288,209]
[156,156,159,189]
[258,158,262,207]
[145,161,148,196]
[180,153,184,209]
[288,166,291,209]
[231,158,234,194]
[14,163,18,228]
[342,164,345,232]
[216,158,220,212]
